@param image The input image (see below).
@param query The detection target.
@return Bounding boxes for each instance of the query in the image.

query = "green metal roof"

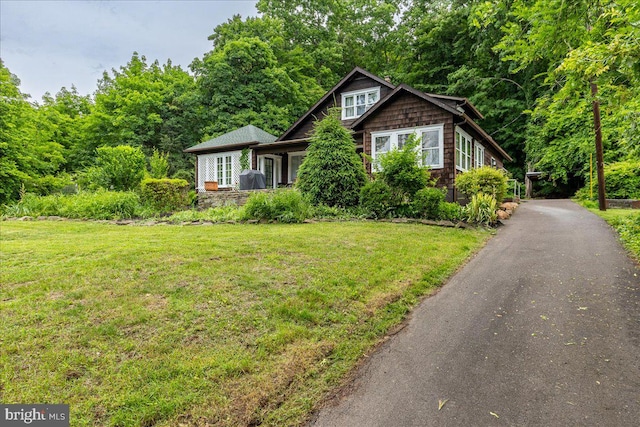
[184,125,277,153]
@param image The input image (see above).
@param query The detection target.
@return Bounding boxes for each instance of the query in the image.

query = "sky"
[0,0,258,102]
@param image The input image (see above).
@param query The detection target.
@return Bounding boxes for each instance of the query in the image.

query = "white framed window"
[474,143,485,168]
[342,87,380,120]
[201,152,237,189]
[288,151,306,183]
[455,128,472,171]
[371,125,444,171]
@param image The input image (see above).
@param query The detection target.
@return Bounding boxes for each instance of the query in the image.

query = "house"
[185,67,512,201]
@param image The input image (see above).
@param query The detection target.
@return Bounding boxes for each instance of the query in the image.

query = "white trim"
[474,142,485,168]
[370,124,444,171]
[455,127,473,172]
[288,151,306,183]
[258,154,281,188]
[341,87,381,120]
[196,150,241,191]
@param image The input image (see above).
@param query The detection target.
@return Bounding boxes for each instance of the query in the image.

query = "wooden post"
[590,82,606,211]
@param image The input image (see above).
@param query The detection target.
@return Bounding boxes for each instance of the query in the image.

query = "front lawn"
[1,221,489,426]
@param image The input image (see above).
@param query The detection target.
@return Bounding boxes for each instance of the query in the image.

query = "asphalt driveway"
[310,199,640,426]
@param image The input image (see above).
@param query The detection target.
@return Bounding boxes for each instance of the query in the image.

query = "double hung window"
[342,88,380,119]
[455,128,472,171]
[371,125,444,170]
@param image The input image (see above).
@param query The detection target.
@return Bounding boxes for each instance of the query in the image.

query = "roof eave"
[183,141,260,154]
[459,113,513,162]
[277,66,396,141]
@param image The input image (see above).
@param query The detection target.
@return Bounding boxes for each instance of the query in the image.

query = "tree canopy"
[2,0,638,204]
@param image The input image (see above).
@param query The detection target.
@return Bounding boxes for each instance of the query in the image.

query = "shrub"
[359,180,398,218]
[603,160,640,199]
[377,134,432,199]
[439,202,463,222]
[241,189,311,223]
[411,187,446,219]
[463,193,498,226]
[23,174,74,196]
[456,166,508,203]
[296,108,367,207]
[91,145,146,191]
[140,178,190,213]
[148,149,170,179]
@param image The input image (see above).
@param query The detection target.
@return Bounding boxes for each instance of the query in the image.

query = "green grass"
[1,221,490,426]
[586,207,640,260]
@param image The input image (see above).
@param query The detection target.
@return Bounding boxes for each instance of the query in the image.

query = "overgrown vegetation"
[0,221,490,426]
[3,190,145,220]
[581,205,640,260]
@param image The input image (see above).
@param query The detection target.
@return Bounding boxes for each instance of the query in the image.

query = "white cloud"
[0,0,258,101]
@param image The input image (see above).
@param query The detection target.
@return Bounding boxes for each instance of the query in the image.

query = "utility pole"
[590,82,606,211]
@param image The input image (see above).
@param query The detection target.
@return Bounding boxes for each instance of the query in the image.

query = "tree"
[85,53,204,175]
[495,0,640,196]
[0,61,65,204]
[296,109,367,207]
[194,37,313,138]
[81,145,146,191]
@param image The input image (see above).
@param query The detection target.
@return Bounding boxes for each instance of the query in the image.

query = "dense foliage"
[2,0,638,205]
[296,109,367,207]
[140,178,190,213]
[455,166,509,204]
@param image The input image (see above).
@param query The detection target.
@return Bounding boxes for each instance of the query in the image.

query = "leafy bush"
[148,149,170,179]
[463,193,498,226]
[456,166,508,203]
[140,178,190,213]
[377,134,432,199]
[359,180,398,218]
[80,145,146,191]
[439,202,463,221]
[603,160,640,199]
[296,108,367,207]
[411,187,446,219]
[3,190,144,219]
[24,174,74,196]
[241,189,311,223]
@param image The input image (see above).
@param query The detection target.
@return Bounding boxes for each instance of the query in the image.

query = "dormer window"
[341,87,380,120]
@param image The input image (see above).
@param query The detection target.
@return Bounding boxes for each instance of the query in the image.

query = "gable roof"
[277,67,395,141]
[351,84,513,162]
[184,125,277,153]
[426,93,484,120]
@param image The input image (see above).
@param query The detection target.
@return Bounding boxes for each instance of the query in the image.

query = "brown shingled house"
[187,67,512,201]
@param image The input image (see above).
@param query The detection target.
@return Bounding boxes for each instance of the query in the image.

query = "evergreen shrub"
[140,178,190,213]
[296,108,367,207]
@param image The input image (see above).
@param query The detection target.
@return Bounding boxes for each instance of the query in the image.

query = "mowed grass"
[1,221,490,426]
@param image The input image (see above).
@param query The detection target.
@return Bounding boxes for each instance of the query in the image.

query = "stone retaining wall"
[197,189,274,209]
